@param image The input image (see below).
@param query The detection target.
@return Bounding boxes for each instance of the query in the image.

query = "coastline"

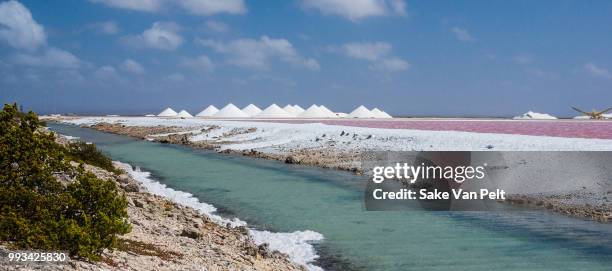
[2,149,309,271]
[46,116,612,224]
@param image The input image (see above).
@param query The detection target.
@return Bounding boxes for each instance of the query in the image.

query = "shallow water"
[49,123,612,271]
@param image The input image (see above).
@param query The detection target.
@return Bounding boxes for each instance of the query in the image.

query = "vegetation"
[66,141,122,174]
[0,103,130,260]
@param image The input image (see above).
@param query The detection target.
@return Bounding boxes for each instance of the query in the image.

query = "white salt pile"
[213,103,250,118]
[347,105,376,118]
[242,104,262,117]
[513,111,557,120]
[255,104,294,118]
[371,108,392,119]
[176,110,193,118]
[298,105,328,118]
[157,108,178,117]
[318,105,339,118]
[196,105,219,117]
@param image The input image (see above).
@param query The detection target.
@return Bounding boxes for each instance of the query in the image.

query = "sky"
[0,0,611,117]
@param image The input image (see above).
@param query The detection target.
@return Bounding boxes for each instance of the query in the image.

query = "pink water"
[258,119,612,140]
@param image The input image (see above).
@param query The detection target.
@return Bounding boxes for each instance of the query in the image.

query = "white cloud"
[370,57,409,72]
[89,0,162,12]
[13,47,81,69]
[513,55,532,65]
[94,65,118,80]
[120,59,145,74]
[336,41,408,72]
[450,27,474,42]
[90,0,246,15]
[178,0,246,15]
[205,20,229,33]
[342,42,391,61]
[199,36,319,71]
[89,21,119,35]
[584,62,610,79]
[301,0,406,21]
[0,0,46,50]
[181,55,215,72]
[123,21,183,50]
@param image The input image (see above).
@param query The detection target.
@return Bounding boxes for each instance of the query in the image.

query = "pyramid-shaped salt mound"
[242,104,262,117]
[213,103,249,118]
[196,105,219,117]
[176,110,193,118]
[255,104,294,118]
[157,107,178,117]
[371,108,392,119]
[347,105,375,118]
[298,105,327,118]
[318,105,339,118]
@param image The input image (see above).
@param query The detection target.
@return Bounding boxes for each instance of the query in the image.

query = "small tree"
[0,103,130,260]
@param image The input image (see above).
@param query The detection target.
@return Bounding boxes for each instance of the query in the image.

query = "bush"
[0,103,130,260]
[66,141,121,174]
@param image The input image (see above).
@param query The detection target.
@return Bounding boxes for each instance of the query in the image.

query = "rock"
[258,243,272,258]
[134,199,146,208]
[122,183,140,192]
[285,156,299,164]
[116,174,131,184]
[180,228,202,239]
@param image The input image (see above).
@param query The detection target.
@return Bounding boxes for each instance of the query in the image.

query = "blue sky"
[0,0,611,116]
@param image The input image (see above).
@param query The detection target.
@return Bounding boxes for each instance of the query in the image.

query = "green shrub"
[0,103,130,260]
[66,141,121,174]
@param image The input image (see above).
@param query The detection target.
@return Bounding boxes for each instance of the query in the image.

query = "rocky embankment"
[3,158,305,270]
[504,194,612,223]
[91,122,362,173]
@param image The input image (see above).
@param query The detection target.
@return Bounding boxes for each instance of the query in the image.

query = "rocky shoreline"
[2,147,305,270]
[73,121,612,223]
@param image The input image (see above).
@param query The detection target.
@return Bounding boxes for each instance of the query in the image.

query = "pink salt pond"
[258,119,612,140]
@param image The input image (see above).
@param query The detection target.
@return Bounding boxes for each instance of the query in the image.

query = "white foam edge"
[115,161,324,271]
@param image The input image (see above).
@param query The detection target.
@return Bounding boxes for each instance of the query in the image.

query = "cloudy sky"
[0,0,611,116]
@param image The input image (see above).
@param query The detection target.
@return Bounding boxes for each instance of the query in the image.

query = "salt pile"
[298,105,328,118]
[513,111,557,120]
[293,105,305,114]
[347,105,376,118]
[196,105,219,117]
[176,110,193,118]
[318,105,339,118]
[255,104,295,118]
[283,105,301,116]
[157,107,178,117]
[242,104,262,117]
[213,103,250,118]
[371,108,392,119]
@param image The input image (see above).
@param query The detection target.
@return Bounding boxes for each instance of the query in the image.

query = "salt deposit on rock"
[298,105,328,118]
[196,105,219,117]
[513,111,557,120]
[213,103,250,118]
[318,105,339,118]
[157,107,178,117]
[242,104,262,117]
[176,110,193,118]
[255,104,295,118]
[371,108,392,119]
[347,105,376,118]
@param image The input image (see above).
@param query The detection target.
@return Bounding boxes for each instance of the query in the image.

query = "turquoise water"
[49,123,612,270]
